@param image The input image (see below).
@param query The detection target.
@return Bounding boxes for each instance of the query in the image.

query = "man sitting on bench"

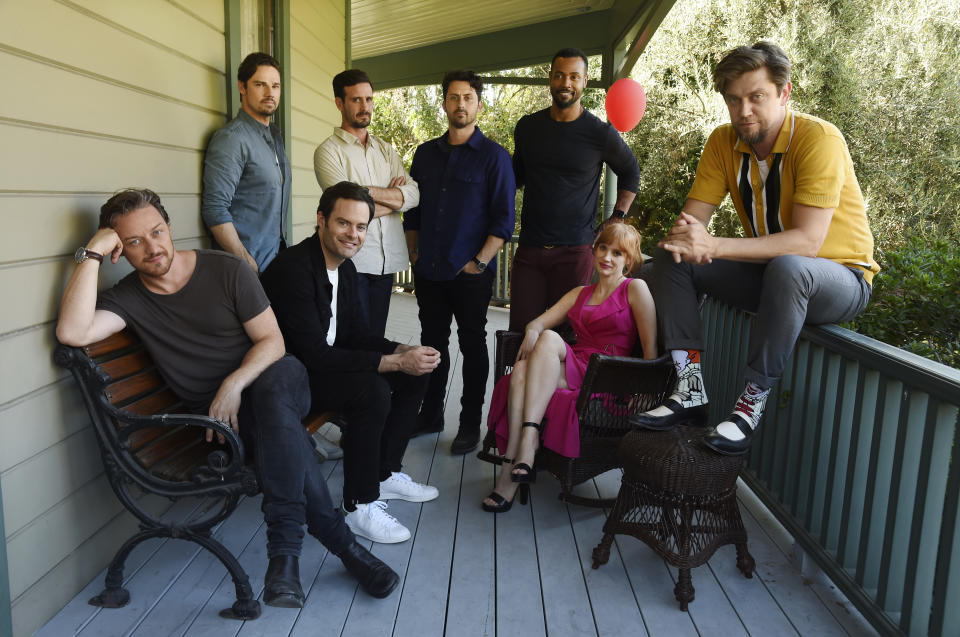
[56,188,399,609]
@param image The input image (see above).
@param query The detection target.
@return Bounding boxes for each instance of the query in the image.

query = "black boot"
[338,541,400,598]
[263,555,305,608]
[450,424,481,455]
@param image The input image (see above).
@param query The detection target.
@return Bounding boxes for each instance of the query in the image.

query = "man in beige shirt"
[315,69,419,338]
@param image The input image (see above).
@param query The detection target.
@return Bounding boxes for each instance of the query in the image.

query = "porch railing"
[700,298,960,637]
[394,237,519,306]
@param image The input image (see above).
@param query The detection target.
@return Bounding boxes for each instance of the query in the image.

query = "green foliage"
[846,239,960,368]
[369,0,960,368]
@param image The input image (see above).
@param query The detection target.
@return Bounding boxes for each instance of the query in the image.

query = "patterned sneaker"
[703,384,770,456]
[379,471,439,502]
[344,501,411,544]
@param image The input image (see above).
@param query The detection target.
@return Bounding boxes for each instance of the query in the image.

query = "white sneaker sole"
[345,517,411,544]
[378,486,439,503]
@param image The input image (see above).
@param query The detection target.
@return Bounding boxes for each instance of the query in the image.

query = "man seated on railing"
[631,42,879,455]
[261,181,441,545]
[56,189,400,608]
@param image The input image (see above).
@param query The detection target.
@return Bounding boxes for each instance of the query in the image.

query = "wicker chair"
[477,329,675,507]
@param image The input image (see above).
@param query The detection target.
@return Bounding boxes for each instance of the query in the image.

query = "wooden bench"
[54,329,336,621]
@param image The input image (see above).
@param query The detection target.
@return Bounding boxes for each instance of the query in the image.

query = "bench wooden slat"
[105,369,165,404]
[99,349,154,382]
[83,330,138,358]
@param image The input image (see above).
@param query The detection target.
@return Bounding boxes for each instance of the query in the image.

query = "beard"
[347,113,371,129]
[551,88,580,109]
[448,110,476,129]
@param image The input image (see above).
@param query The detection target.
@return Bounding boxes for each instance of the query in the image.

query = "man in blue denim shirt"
[403,70,516,454]
[202,52,291,272]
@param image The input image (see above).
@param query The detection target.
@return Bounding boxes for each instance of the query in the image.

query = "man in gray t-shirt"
[58,188,399,607]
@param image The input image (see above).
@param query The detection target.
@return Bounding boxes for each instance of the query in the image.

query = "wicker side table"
[591,424,755,609]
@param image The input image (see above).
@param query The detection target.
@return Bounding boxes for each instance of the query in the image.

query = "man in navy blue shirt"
[403,70,516,454]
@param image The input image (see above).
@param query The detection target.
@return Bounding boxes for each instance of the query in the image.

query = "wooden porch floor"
[35,293,876,637]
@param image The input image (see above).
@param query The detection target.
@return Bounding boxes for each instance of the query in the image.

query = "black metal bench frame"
[55,330,306,620]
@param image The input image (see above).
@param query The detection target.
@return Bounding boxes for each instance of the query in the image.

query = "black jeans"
[414,269,494,429]
[237,355,354,558]
[308,370,428,506]
[356,272,395,339]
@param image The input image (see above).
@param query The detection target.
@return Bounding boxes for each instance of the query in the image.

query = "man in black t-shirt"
[56,188,399,609]
[509,47,641,331]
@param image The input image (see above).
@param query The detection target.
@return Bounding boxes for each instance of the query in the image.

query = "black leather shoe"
[410,410,444,438]
[629,401,708,431]
[450,426,481,455]
[338,541,400,598]
[263,555,304,608]
[702,414,754,456]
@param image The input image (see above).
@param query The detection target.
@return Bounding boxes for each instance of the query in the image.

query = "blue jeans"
[652,249,872,388]
[238,355,354,558]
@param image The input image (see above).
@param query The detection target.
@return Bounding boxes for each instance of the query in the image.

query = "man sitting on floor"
[56,188,399,608]
[631,42,878,455]
[261,181,441,544]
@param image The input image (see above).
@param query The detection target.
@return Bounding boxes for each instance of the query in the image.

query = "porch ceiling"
[350,0,676,89]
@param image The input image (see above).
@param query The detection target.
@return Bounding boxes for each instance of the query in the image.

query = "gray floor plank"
[34,498,198,637]
[392,354,464,637]
[708,542,799,636]
[736,504,849,637]
[495,483,546,637]
[529,478,598,637]
[736,485,876,637]
[567,480,650,637]
[445,437,496,637]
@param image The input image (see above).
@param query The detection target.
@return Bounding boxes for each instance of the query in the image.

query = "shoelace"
[366,500,400,526]
[390,471,413,484]
[733,390,768,424]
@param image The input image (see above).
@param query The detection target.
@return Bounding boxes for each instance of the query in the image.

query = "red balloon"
[605,78,647,132]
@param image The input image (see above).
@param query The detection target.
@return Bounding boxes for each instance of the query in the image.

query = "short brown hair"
[713,41,791,95]
[99,188,169,229]
[593,223,643,275]
[333,69,372,99]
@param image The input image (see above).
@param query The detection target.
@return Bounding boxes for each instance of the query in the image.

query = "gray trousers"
[651,248,872,388]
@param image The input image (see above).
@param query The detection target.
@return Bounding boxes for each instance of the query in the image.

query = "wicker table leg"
[592,533,615,568]
[736,542,755,578]
[674,567,695,610]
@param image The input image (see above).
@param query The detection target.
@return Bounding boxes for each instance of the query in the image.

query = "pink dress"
[487,278,639,458]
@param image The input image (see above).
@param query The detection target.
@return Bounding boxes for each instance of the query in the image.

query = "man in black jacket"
[261,181,440,545]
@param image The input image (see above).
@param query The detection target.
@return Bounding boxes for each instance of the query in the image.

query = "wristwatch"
[611,209,628,219]
[74,247,104,264]
[472,257,487,272]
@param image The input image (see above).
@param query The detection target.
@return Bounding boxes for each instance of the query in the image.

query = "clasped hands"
[660,212,717,265]
[395,344,441,376]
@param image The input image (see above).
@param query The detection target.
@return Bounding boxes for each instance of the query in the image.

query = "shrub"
[847,239,960,368]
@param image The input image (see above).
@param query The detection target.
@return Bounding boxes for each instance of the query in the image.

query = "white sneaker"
[344,501,411,544]
[379,471,439,502]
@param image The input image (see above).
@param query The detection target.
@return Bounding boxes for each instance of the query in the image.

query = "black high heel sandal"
[511,421,543,484]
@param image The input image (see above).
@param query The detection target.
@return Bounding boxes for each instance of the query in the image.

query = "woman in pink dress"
[483,223,658,512]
